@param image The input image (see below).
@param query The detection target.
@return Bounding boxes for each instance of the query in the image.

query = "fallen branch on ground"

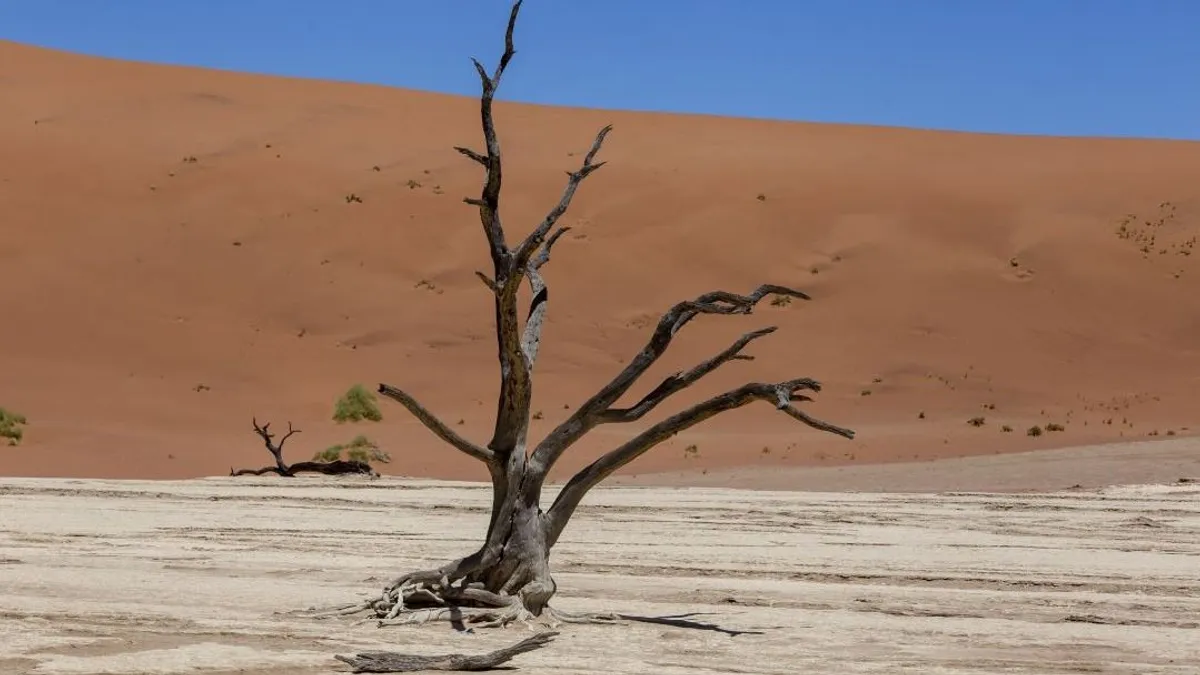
[228,418,381,477]
[229,459,376,477]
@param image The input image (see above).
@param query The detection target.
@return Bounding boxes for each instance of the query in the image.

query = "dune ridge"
[1,40,1198,482]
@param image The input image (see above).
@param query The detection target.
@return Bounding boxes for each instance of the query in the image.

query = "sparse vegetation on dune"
[313,434,390,465]
[0,407,26,446]
[333,384,383,424]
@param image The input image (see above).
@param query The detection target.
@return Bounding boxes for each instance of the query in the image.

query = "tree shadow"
[617,612,767,637]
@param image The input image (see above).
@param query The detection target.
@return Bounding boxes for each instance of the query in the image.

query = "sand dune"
[1,41,1199,482]
[2,476,1198,673]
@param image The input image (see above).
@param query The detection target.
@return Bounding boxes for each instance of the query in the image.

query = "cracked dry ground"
[1,477,1197,674]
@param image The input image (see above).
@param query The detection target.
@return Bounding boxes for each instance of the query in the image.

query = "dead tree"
[341,0,854,627]
[230,418,378,477]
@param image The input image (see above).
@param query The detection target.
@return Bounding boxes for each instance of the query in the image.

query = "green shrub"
[333,384,383,423]
[314,435,391,464]
[0,408,26,446]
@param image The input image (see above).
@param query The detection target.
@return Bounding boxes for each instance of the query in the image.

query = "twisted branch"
[252,418,299,473]
[509,126,612,279]
[545,378,853,545]
[455,0,523,267]
[530,285,810,474]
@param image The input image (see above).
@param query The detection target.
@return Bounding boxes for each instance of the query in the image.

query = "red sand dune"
[1,41,1198,482]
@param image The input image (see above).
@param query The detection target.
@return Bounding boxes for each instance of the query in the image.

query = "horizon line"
[6,38,1200,146]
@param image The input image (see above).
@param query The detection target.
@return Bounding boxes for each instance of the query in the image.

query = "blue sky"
[2,1,1198,139]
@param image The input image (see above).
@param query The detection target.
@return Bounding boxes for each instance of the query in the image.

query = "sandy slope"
[1,475,1198,674]
[1,41,1199,482]
[617,436,1200,493]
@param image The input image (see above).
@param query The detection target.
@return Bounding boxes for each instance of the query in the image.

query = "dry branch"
[598,326,778,423]
[229,460,376,477]
[530,285,811,474]
[520,226,571,367]
[253,417,298,472]
[544,378,853,545]
[335,631,558,673]
[376,385,493,463]
[509,125,611,278]
[457,1,522,264]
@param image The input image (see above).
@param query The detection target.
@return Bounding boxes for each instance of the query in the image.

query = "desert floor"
[3,443,1199,675]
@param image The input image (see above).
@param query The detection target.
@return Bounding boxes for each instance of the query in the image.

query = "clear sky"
[2,1,1198,140]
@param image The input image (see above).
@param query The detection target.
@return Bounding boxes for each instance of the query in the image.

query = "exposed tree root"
[335,630,558,672]
[310,574,623,631]
[374,578,531,628]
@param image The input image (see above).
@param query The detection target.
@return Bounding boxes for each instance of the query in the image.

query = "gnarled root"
[298,580,621,630]
[373,577,536,629]
[359,566,622,630]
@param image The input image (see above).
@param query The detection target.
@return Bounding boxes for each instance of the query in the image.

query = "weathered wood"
[229,459,376,477]
[544,379,854,546]
[357,0,855,627]
[529,285,813,475]
[520,225,570,367]
[335,631,558,672]
[253,417,297,473]
[376,385,493,463]
[508,126,611,278]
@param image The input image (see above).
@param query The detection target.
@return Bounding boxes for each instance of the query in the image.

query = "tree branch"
[252,417,299,473]
[474,270,499,293]
[531,226,570,272]
[509,126,612,277]
[487,126,610,434]
[450,0,536,456]
[520,226,571,366]
[530,285,809,474]
[461,0,524,268]
[544,379,854,546]
[377,384,494,463]
[453,146,488,166]
[598,326,777,423]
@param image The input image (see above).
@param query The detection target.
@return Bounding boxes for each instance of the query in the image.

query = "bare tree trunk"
[331,0,854,629]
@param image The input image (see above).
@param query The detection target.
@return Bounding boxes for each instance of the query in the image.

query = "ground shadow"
[618,612,767,637]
